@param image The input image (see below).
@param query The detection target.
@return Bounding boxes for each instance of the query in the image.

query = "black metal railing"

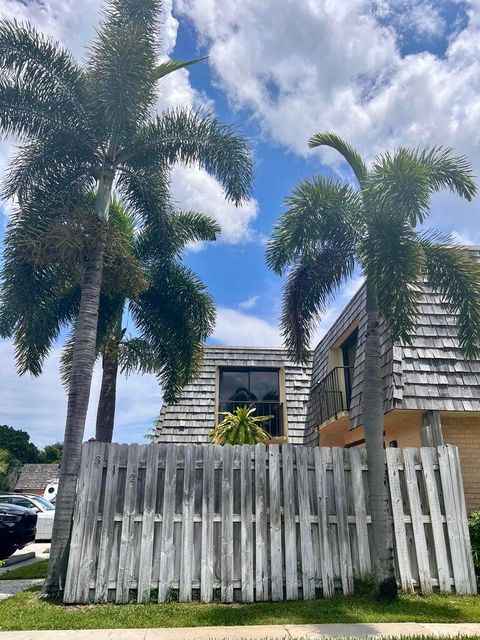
[218,401,284,438]
[311,367,351,425]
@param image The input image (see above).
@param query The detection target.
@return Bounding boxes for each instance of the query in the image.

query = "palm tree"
[209,405,272,445]
[266,133,480,599]
[1,199,218,444]
[0,0,253,592]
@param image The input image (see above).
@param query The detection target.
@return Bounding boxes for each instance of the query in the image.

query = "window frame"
[215,365,288,439]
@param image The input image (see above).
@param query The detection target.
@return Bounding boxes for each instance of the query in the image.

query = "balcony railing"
[311,367,351,425]
[218,401,284,438]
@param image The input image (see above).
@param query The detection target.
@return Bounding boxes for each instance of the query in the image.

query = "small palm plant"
[210,405,272,445]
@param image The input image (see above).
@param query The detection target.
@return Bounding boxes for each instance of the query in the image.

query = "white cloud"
[451,229,480,246]
[342,274,365,298]
[213,307,280,346]
[238,295,259,310]
[177,0,480,232]
[0,341,161,447]
[171,164,259,244]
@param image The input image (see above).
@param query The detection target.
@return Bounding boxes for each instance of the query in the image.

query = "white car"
[0,493,55,541]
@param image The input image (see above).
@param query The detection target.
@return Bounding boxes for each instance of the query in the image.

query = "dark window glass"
[218,368,282,436]
[250,370,279,401]
[219,370,250,401]
[341,328,358,409]
[11,497,32,509]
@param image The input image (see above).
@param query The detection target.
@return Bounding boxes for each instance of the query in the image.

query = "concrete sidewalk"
[2,623,480,639]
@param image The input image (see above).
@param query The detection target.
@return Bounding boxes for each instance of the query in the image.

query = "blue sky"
[1,0,480,446]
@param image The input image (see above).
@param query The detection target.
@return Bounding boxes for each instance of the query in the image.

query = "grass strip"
[0,559,48,581]
[0,589,480,631]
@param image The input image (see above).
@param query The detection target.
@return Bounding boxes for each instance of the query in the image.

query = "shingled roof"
[306,247,480,440]
[155,345,312,445]
[15,463,60,492]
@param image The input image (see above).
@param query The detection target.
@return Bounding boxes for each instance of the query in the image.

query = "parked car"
[0,493,55,541]
[0,503,37,559]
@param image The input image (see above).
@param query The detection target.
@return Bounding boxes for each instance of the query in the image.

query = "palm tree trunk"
[95,347,119,443]
[45,172,113,594]
[362,277,397,600]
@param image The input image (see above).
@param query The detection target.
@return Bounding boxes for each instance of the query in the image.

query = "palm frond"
[266,176,360,275]
[171,211,220,245]
[308,132,367,184]
[3,135,96,201]
[123,108,253,204]
[0,76,83,141]
[117,337,158,375]
[360,222,424,343]
[368,147,476,226]
[0,19,84,108]
[422,241,480,358]
[130,262,215,402]
[87,0,161,141]
[116,168,172,227]
[281,248,355,362]
[152,56,207,81]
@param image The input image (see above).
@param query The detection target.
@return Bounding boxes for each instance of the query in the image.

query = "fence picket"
[386,447,413,593]
[137,444,160,603]
[221,444,234,603]
[269,445,283,601]
[332,447,353,595]
[450,446,477,593]
[255,443,268,601]
[158,444,177,602]
[350,448,371,578]
[438,445,469,594]
[94,443,121,602]
[179,444,196,601]
[116,443,141,603]
[241,446,254,602]
[403,448,432,594]
[419,448,450,592]
[315,447,334,597]
[282,444,298,600]
[296,446,315,599]
[200,444,215,602]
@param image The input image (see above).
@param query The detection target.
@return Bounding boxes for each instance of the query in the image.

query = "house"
[155,346,312,445]
[14,463,60,496]
[155,250,480,511]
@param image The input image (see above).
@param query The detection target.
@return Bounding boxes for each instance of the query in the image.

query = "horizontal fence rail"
[64,443,476,604]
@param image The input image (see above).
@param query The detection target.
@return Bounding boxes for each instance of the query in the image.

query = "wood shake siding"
[307,248,480,437]
[155,346,312,445]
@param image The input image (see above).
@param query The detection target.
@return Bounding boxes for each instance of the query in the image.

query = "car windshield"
[32,496,55,511]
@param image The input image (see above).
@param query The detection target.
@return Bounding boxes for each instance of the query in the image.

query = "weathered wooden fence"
[63,443,476,603]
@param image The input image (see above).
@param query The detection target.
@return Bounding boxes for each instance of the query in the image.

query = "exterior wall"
[318,408,480,512]
[155,346,312,445]
[442,414,480,512]
[306,284,399,443]
[318,409,423,448]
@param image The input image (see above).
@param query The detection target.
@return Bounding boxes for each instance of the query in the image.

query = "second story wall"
[155,346,312,445]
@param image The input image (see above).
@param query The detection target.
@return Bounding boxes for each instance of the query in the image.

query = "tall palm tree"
[266,133,480,599]
[1,199,218,444]
[0,0,253,592]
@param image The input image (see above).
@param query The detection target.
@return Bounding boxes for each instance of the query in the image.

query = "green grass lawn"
[0,559,48,581]
[0,588,480,631]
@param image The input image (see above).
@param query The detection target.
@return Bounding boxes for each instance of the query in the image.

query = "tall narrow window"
[219,368,282,436]
[340,328,358,409]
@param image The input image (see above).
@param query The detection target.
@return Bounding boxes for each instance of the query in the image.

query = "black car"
[0,503,37,559]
